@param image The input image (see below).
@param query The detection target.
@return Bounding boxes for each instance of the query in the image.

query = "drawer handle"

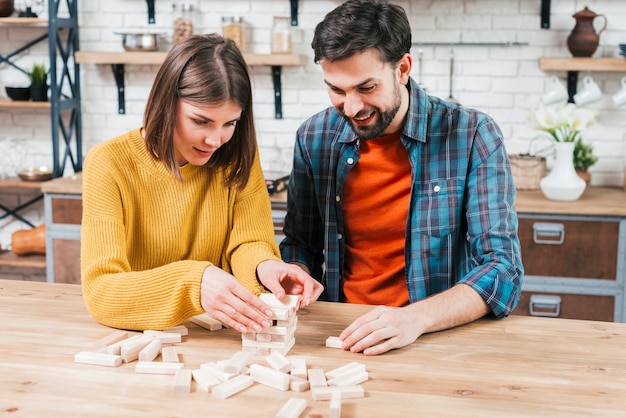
[529,295,562,317]
[532,222,564,245]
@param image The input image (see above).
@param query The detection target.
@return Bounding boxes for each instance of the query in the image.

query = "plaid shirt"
[280,77,523,318]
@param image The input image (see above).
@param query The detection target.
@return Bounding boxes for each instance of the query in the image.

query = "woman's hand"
[256,260,324,308]
[200,266,273,333]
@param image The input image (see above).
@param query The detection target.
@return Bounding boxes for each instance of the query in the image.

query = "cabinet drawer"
[514,291,614,322]
[518,217,618,280]
[52,238,81,284]
[51,196,83,225]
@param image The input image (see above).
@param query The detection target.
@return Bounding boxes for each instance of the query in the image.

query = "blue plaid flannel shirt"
[280,77,523,318]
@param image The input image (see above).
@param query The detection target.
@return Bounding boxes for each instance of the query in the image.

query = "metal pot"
[115,31,162,52]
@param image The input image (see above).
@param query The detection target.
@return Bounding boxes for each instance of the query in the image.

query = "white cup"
[541,75,569,105]
[574,76,603,106]
[612,76,626,107]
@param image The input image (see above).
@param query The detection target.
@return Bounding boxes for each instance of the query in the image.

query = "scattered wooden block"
[289,376,310,392]
[307,368,327,387]
[200,362,238,382]
[107,333,145,355]
[173,368,192,393]
[275,397,307,418]
[325,336,343,349]
[328,370,368,387]
[289,357,307,380]
[93,330,128,349]
[74,351,122,367]
[120,335,154,363]
[266,351,293,373]
[164,324,189,336]
[192,368,222,393]
[310,385,364,401]
[161,346,179,363]
[135,361,184,375]
[325,362,366,380]
[330,390,342,418]
[250,363,290,391]
[190,313,223,331]
[212,374,254,399]
[144,331,182,344]
[138,338,162,362]
[224,350,253,374]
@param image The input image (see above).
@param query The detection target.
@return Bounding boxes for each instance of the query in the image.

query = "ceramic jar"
[566,7,607,58]
[0,0,14,17]
[540,142,586,201]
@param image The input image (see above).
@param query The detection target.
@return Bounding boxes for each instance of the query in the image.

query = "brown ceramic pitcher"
[0,0,14,17]
[567,6,607,57]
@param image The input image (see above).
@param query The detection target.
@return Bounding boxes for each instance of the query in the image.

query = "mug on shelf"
[574,75,603,106]
[541,75,569,105]
[612,76,626,107]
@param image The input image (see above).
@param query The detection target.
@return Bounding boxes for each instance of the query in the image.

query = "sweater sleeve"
[80,137,207,331]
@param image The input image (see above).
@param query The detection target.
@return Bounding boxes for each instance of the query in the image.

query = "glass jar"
[172,3,195,44]
[271,16,291,54]
[222,16,244,51]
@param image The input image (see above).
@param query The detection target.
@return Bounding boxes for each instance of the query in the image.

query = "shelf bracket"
[146,0,155,24]
[290,0,298,26]
[541,0,551,29]
[566,71,578,103]
[111,64,127,114]
[271,65,283,119]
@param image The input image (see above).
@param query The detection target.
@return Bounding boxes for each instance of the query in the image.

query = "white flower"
[529,103,595,142]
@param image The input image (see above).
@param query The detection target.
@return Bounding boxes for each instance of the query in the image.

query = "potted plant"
[26,62,48,102]
[573,138,598,184]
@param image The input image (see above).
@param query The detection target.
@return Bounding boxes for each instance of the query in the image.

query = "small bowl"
[18,166,53,182]
[5,86,31,101]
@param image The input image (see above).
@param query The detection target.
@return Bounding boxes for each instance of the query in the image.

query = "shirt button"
[337,234,343,240]
[335,195,340,202]
[347,158,354,165]
[433,185,441,192]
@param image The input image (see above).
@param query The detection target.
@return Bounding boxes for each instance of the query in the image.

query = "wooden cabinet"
[513,187,626,322]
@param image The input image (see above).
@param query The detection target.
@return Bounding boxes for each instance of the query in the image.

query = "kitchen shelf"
[538,57,626,102]
[75,51,307,119]
[0,100,51,109]
[0,17,47,25]
[0,250,46,269]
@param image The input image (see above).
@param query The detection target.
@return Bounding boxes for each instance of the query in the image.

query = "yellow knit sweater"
[81,128,281,331]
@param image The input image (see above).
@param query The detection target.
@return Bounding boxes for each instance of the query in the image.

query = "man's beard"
[345,84,402,140]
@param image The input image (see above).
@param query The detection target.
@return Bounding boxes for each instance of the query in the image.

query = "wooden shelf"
[0,17,47,26]
[0,250,46,269]
[0,100,51,109]
[75,51,307,67]
[539,57,626,72]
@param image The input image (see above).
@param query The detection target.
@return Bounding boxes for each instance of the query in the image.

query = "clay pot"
[0,0,14,17]
[12,224,46,256]
[567,7,607,58]
[576,169,591,185]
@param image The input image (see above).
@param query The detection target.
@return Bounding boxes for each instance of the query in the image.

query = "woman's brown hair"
[143,33,256,189]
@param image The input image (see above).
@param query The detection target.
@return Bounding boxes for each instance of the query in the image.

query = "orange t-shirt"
[342,131,411,306]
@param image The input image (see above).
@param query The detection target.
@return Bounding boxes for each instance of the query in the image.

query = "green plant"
[573,138,598,171]
[26,63,48,86]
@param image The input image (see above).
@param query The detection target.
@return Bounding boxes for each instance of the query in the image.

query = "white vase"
[539,142,586,201]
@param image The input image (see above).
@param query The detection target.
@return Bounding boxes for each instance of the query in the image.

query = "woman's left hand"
[256,260,324,307]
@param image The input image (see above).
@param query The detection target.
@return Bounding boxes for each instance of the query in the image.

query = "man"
[280,0,523,355]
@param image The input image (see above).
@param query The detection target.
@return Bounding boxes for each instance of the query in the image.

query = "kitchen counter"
[1,280,626,416]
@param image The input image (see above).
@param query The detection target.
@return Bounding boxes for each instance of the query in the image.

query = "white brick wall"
[1,0,626,247]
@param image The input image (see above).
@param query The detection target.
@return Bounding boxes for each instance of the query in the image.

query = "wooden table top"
[1,280,626,417]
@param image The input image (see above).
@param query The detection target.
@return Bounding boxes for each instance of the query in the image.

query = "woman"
[81,34,323,333]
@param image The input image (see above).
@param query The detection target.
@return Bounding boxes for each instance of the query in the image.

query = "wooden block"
[328,370,368,387]
[120,335,153,363]
[161,346,179,363]
[325,362,365,379]
[250,363,290,391]
[192,368,222,393]
[289,357,307,380]
[330,390,342,418]
[200,362,238,382]
[289,376,310,392]
[260,293,301,311]
[307,368,327,387]
[190,313,223,331]
[266,351,293,373]
[135,361,184,375]
[173,368,192,393]
[164,324,188,336]
[74,351,122,367]
[107,333,144,355]
[224,350,253,374]
[275,397,307,418]
[256,333,272,343]
[310,385,364,401]
[325,336,343,349]
[144,331,182,344]
[212,374,254,399]
[138,338,162,362]
[93,330,128,349]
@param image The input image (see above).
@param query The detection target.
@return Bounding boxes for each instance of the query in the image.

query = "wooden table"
[2,280,626,417]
